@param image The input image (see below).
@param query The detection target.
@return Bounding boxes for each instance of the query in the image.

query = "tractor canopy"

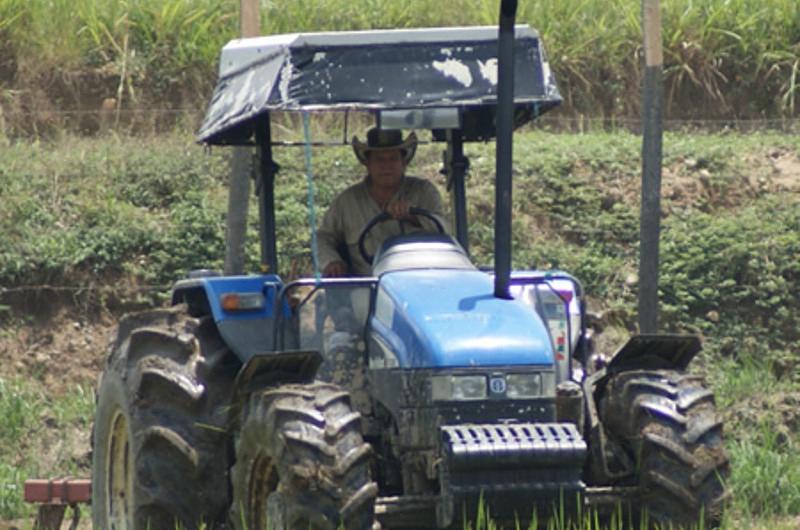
[198,25,561,144]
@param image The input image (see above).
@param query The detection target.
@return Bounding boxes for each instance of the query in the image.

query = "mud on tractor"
[91,2,729,529]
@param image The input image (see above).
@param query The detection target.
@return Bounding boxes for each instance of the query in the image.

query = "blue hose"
[302,112,321,283]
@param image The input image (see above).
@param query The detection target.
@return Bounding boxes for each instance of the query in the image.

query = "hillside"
[0,129,799,528]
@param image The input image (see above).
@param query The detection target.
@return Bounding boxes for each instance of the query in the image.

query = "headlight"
[431,375,487,401]
[506,373,542,398]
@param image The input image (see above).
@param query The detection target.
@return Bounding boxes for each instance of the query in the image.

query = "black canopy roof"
[198,25,561,145]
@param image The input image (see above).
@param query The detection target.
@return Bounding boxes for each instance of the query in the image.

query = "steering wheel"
[357,207,445,265]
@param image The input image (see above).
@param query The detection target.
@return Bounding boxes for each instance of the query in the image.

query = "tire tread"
[92,305,236,530]
[602,369,730,528]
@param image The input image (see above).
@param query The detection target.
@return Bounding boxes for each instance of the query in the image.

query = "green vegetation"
[0,134,230,295]
[1,128,797,353]
[1,0,799,137]
[1,129,798,527]
[0,377,94,519]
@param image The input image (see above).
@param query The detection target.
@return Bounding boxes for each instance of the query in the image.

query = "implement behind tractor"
[63,2,730,529]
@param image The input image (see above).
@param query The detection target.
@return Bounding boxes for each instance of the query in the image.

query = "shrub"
[660,196,800,360]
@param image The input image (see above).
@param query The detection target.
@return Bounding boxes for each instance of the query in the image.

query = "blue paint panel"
[378,270,554,368]
[200,274,283,322]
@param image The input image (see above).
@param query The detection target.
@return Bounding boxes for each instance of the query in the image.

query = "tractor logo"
[489,376,507,394]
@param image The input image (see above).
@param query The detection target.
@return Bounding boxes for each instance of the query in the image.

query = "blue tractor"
[91,3,729,529]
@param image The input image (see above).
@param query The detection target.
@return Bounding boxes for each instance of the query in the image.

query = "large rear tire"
[600,370,730,528]
[92,306,238,530]
[231,382,378,530]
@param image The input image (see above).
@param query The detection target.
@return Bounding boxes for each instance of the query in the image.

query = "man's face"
[365,149,406,187]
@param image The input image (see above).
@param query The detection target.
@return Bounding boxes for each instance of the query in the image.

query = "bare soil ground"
[0,309,112,393]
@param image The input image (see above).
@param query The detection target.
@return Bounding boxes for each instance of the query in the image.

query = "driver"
[318,128,448,276]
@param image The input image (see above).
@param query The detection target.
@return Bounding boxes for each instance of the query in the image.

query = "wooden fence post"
[638,0,664,333]
[224,0,261,275]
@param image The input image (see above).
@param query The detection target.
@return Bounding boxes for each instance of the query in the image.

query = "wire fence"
[0,284,170,294]
[2,106,800,138]
[0,283,173,314]
[532,115,800,134]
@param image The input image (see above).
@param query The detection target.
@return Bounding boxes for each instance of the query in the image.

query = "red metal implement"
[24,479,91,530]
[24,478,91,504]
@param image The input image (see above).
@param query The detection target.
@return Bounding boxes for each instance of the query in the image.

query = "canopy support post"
[444,129,470,254]
[256,114,279,273]
[494,0,517,299]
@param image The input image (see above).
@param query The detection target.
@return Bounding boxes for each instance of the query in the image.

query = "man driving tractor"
[318,127,449,276]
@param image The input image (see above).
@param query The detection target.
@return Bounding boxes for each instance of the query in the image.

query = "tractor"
[91,2,729,529]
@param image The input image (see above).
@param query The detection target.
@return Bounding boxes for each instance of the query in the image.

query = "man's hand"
[386,199,417,223]
[323,260,348,277]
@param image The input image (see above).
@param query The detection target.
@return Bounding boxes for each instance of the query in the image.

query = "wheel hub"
[107,409,133,530]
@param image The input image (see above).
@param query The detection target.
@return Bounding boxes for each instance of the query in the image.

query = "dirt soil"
[0,309,113,393]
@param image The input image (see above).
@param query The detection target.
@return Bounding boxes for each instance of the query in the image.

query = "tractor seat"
[372,233,476,276]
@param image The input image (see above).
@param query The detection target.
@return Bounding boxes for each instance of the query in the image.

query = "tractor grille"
[442,422,586,470]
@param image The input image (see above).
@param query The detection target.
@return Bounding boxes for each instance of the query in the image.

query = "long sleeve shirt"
[317,176,447,275]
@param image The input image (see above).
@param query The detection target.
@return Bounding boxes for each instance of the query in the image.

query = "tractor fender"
[171,274,286,362]
[582,333,705,484]
[604,334,702,374]
[171,274,283,319]
[583,334,702,414]
[232,350,324,405]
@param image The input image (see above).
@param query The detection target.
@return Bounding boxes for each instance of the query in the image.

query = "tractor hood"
[370,269,554,368]
[198,25,561,144]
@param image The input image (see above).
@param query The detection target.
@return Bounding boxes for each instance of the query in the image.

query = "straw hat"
[352,128,417,165]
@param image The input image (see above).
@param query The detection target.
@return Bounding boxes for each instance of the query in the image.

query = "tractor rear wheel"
[600,370,730,528]
[92,306,238,530]
[230,382,378,530]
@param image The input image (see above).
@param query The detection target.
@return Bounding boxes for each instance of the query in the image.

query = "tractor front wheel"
[600,370,730,528]
[230,382,377,530]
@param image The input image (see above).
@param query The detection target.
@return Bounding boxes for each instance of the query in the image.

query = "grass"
[707,355,800,522]
[0,377,95,520]
[1,128,798,327]
[729,425,800,518]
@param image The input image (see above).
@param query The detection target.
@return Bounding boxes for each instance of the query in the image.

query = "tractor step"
[584,486,640,514]
[375,495,438,528]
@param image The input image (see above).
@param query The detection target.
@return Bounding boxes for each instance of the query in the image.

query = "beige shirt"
[318,176,448,275]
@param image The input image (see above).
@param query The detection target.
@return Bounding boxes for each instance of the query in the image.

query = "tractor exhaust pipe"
[494,0,517,299]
